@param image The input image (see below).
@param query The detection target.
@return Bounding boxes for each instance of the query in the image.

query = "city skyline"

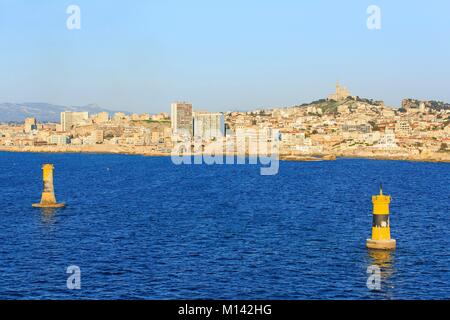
[1,1,449,304]
[1,0,450,113]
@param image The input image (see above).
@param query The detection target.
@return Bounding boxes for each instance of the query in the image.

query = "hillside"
[293,96,385,115]
[402,99,450,112]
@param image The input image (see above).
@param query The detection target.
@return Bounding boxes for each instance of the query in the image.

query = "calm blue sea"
[0,152,448,300]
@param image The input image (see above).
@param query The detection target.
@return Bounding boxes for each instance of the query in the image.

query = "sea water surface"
[0,152,449,299]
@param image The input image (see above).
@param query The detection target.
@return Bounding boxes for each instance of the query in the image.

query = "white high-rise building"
[61,111,89,131]
[193,111,225,141]
[171,102,193,137]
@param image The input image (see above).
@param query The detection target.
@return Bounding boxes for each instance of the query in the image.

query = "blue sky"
[0,0,449,113]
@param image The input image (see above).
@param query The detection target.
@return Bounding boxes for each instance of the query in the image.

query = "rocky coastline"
[1,145,449,163]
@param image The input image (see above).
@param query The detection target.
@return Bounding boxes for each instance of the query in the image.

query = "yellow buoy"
[366,184,396,250]
[32,164,65,208]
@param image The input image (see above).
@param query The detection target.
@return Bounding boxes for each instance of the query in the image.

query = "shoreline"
[1,146,449,164]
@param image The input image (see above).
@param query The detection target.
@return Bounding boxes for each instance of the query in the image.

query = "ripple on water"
[0,153,449,299]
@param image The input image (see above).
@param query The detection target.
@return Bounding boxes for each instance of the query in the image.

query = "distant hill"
[402,99,450,112]
[292,96,385,115]
[0,103,124,123]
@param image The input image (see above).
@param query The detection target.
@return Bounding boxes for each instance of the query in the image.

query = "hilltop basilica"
[328,82,351,101]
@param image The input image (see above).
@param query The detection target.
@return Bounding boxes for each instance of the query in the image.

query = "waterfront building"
[150,131,163,144]
[91,130,104,144]
[376,130,398,149]
[61,111,89,132]
[171,102,193,138]
[233,126,275,154]
[395,119,412,136]
[193,111,225,141]
[280,131,305,149]
[362,132,382,145]
[47,134,70,145]
[70,137,82,145]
